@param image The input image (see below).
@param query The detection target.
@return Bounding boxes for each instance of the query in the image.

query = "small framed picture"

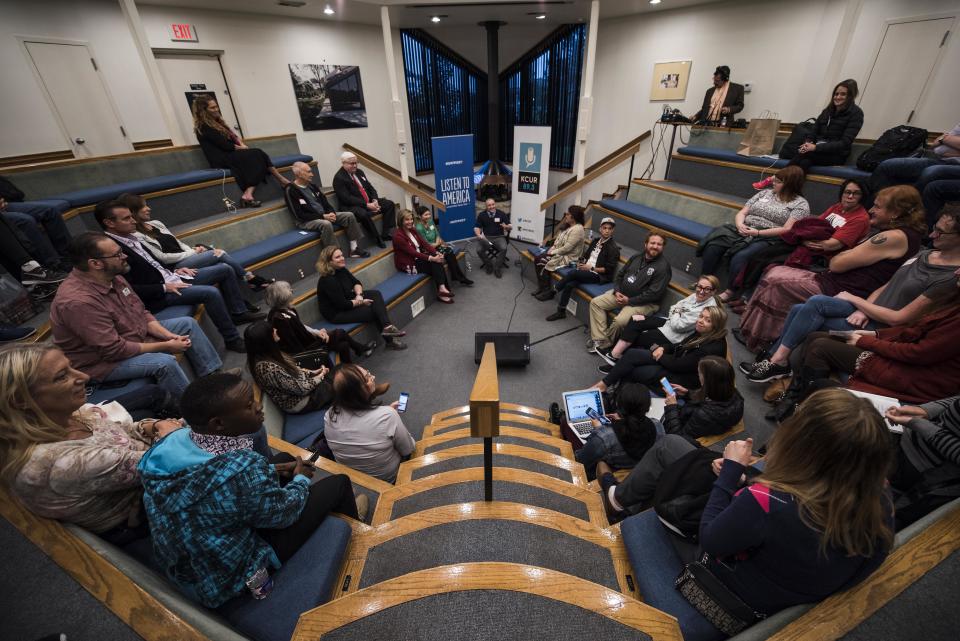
[650,60,692,101]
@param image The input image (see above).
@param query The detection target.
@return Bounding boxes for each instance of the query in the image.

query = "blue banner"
[431,134,475,242]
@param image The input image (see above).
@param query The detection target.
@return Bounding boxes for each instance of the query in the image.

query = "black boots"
[765,366,828,422]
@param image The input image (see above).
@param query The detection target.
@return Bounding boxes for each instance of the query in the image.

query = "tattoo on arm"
[870,234,888,245]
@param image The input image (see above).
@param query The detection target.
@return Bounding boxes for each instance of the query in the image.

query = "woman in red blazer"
[392,209,455,304]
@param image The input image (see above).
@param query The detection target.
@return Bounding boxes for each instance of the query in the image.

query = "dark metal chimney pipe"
[480,20,505,165]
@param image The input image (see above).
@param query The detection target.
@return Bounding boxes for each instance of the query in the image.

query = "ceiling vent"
[277,1,307,7]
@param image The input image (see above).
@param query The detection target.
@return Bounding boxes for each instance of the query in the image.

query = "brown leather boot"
[373,382,391,397]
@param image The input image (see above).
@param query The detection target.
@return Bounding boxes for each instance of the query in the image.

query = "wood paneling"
[470,343,499,438]
[268,435,393,494]
[133,139,174,151]
[0,149,73,168]
[431,402,549,422]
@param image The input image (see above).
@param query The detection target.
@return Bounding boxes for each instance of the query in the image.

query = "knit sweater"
[901,395,960,472]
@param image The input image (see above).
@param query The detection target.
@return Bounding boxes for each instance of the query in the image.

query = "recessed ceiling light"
[323,5,334,15]
[650,0,662,4]
[535,14,546,20]
[431,16,441,23]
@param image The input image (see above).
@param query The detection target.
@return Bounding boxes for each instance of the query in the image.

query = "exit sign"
[170,24,198,42]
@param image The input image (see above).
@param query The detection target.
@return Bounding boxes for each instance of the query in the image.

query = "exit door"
[24,41,132,158]
[154,52,242,145]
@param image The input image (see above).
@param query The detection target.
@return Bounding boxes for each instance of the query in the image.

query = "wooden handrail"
[470,342,499,438]
[556,132,652,191]
[341,143,444,210]
[540,130,650,210]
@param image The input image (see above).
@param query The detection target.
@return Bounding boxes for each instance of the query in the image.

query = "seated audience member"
[1,321,37,343]
[691,65,744,125]
[284,161,371,256]
[575,383,660,481]
[50,232,223,396]
[96,200,262,352]
[887,394,960,528]
[663,355,744,442]
[699,165,810,296]
[245,321,334,415]
[787,276,960,408]
[737,185,926,353]
[532,206,586,299]
[0,214,66,288]
[265,281,375,364]
[0,344,180,539]
[414,206,473,286]
[138,373,363,607]
[119,193,273,291]
[0,194,72,274]
[474,198,511,278]
[324,364,416,483]
[588,232,671,352]
[392,209,456,304]
[545,216,620,320]
[744,207,960,383]
[871,122,960,196]
[333,152,396,245]
[774,79,863,175]
[598,275,720,366]
[602,388,893,628]
[922,181,960,227]
[593,307,728,393]
[315,246,407,351]
[192,95,289,207]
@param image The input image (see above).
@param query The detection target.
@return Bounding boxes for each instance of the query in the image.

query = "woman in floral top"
[0,344,178,534]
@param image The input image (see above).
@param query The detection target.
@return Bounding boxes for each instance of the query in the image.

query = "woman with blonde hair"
[314,246,406,351]
[0,344,180,539]
[192,95,289,207]
[593,306,729,392]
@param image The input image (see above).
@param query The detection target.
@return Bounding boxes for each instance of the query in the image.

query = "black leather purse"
[675,552,765,636]
[293,348,330,371]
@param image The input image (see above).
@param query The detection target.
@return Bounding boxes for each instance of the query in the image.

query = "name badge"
[647,267,655,276]
[299,199,307,205]
[626,275,637,284]
[825,213,846,228]
[121,287,131,296]
[494,217,500,223]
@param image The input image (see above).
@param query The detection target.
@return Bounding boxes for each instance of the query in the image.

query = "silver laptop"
[562,388,606,443]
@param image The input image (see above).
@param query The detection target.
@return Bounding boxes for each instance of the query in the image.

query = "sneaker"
[382,325,406,337]
[29,284,59,301]
[21,266,67,286]
[246,274,274,291]
[738,360,756,375]
[459,278,474,286]
[745,359,792,383]
[385,339,408,351]
[597,348,619,366]
[484,263,493,274]
[545,310,566,322]
[354,493,369,521]
[598,363,613,374]
[0,325,36,342]
[225,339,247,353]
[752,176,774,190]
[358,340,377,357]
[494,268,502,278]
[587,339,608,354]
[349,248,371,259]
[731,328,748,346]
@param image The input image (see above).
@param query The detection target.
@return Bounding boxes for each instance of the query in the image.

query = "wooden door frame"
[17,35,133,157]
[152,48,245,138]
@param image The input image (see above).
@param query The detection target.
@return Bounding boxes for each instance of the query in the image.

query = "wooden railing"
[470,342,500,501]
[341,143,444,210]
[540,130,651,211]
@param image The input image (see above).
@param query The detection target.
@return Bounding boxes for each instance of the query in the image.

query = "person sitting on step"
[138,373,365,608]
[587,232,671,353]
[392,209,456,304]
[324,364,416,484]
[265,280,376,364]
[415,206,473,286]
[314,246,407,351]
[284,161,371,257]
[532,205,586,299]
[544,216,619,319]
[574,383,660,482]
[592,306,728,394]
[119,193,274,292]
[662,355,744,442]
[595,275,720,367]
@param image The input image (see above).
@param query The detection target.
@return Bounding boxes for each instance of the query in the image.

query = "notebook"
[845,389,903,433]
[562,388,606,443]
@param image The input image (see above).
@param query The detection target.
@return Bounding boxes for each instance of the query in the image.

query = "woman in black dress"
[191,95,290,207]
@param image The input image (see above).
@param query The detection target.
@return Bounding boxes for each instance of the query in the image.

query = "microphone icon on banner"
[524,146,537,168]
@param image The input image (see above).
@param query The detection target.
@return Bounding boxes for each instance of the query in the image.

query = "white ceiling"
[139,0,727,29]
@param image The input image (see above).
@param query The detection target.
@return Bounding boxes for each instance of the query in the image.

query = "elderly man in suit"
[332,151,396,249]
[692,65,745,125]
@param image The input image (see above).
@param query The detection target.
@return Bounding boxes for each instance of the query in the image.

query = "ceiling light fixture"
[323,5,334,15]
[535,14,547,20]
[650,0,662,5]
[431,15,442,23]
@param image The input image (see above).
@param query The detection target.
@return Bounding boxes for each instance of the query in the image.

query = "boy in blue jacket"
[138,372,361,607]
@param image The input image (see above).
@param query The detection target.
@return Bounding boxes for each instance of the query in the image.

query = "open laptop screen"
[563,389,604,423]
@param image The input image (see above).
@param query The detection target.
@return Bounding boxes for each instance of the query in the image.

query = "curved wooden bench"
[413,427,575,460]
[430,402,550,423]
[395,443,587,486]
[423,414,562,439]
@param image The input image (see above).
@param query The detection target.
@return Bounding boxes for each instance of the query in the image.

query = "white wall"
[0,0,167,157]
[138,5,404,198]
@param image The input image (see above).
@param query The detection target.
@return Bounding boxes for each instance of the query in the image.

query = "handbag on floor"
[293,348,330,371]
[675,552,766,636]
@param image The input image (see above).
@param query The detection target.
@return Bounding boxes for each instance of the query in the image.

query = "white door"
[25,41,132,158]
[154,53,242,145]
[858,17,954,138]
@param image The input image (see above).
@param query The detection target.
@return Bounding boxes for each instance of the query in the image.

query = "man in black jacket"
[587,232,671,351]
[545,217,620,321]
[285,162,369,258]
[95,200,262,352]
[692,66,745,125]
[332,152,396,247]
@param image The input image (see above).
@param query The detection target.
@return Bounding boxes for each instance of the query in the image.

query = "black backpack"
[856,125,928,171]
[777,118,817,160]
[652,448,718,540]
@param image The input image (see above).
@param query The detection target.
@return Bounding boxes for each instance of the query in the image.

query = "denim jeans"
[3,202,73,267]
[773,295,878,352]
[727,240,772,288]
[190,263,247,313]
[100,317,222,396]
[872,157,960,192]
[177,250,247,280]
[554,269,605,308]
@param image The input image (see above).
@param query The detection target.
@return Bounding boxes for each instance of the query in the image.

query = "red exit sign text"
[170,24,198,42]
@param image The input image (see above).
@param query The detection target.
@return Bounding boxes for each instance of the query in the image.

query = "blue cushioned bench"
[284,410,326,450]
[677,146,870,181]
[230,228,322,268]
[599,198,713,242]
[531,246,616,299]
[48,154,312,208]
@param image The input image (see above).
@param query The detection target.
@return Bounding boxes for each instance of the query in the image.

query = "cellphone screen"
[585,407,611,425]
[660,377,675,396]
[397,392,409,413]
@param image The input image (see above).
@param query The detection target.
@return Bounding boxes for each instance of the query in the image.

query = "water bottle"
[465,253,472,272]
[587,229,594,241]
[245,567,273,600]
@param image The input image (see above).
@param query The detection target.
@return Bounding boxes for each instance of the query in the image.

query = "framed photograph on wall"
[650,60,692,101]
[288,64,368,130]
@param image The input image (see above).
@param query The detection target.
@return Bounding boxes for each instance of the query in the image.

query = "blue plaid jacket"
[138,428,310,607]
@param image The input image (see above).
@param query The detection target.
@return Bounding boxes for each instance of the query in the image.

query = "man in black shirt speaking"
[473,198,511,278]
